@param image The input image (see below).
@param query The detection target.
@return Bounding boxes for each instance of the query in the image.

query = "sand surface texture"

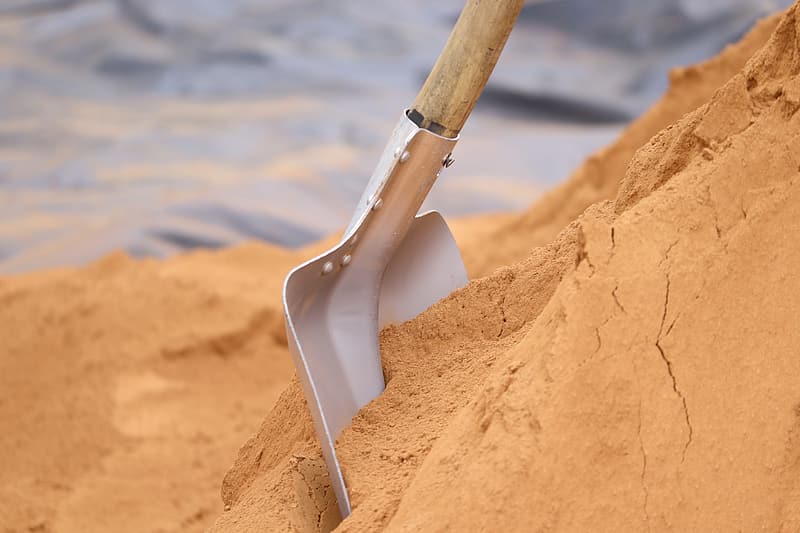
[1,6,796,533]
[215,6,800,533]
[0,244,298,532]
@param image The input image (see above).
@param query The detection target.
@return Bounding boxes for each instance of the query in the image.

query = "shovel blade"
[282,210,467,517]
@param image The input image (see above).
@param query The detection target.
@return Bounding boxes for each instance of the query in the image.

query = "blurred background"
[0,0,790,273]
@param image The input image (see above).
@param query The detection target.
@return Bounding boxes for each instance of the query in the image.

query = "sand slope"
[460,12,780,278]
[214,5,800,532]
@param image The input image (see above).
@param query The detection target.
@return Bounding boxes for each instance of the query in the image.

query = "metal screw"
[341,254,352,267]
[372,198,383,210]
[321,261,334,275]
[443,153,455,168]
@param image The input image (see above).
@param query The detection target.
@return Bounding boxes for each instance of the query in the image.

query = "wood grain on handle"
[409,0,524,138]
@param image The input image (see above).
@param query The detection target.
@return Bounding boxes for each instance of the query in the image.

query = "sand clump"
[214,5,800,532]
[0,7,796,533]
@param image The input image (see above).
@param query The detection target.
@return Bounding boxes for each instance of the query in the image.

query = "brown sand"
[0,7,793,533]
[0,245,297,532]
[214,5,800,532]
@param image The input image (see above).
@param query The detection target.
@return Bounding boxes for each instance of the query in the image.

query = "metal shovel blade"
[282,114,467,518]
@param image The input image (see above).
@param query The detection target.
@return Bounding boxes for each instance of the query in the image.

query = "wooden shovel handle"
[409,0,524,138]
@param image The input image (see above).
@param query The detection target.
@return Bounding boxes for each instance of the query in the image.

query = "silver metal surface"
[282,113,467,517]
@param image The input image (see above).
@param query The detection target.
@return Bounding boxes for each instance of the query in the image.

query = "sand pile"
[0,8,793,533]
[213,5,800,532]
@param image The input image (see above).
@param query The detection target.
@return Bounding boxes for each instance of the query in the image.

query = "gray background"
[0,0,789,272]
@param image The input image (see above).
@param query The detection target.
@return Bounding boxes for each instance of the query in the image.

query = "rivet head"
[321,261,334,275]
[399,150,410,163]
[443,153,455,168]
[341,254,352,267]
[372,198,383,210]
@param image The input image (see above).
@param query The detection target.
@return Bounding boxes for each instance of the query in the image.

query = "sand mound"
[213,5,800,532]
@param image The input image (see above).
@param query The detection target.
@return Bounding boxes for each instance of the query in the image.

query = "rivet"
[321,261,334,275]
[399,150,410,163]
[372,198,383,210]
[341,254,352,267]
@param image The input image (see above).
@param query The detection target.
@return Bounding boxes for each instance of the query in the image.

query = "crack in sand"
[655,276,693,463]
[665,315,680,337]
[317,485,332,531]
[593,328,602,354]
[579,289,622,370]
[702,184,726,243]
[575,226,596,275]
[497,295,508,338]
[293,457,328,531]
[611,284,627,314]
[637,397,651,531]
[662,240,680,265]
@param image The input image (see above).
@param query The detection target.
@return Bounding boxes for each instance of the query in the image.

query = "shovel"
[283,0,524,518]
